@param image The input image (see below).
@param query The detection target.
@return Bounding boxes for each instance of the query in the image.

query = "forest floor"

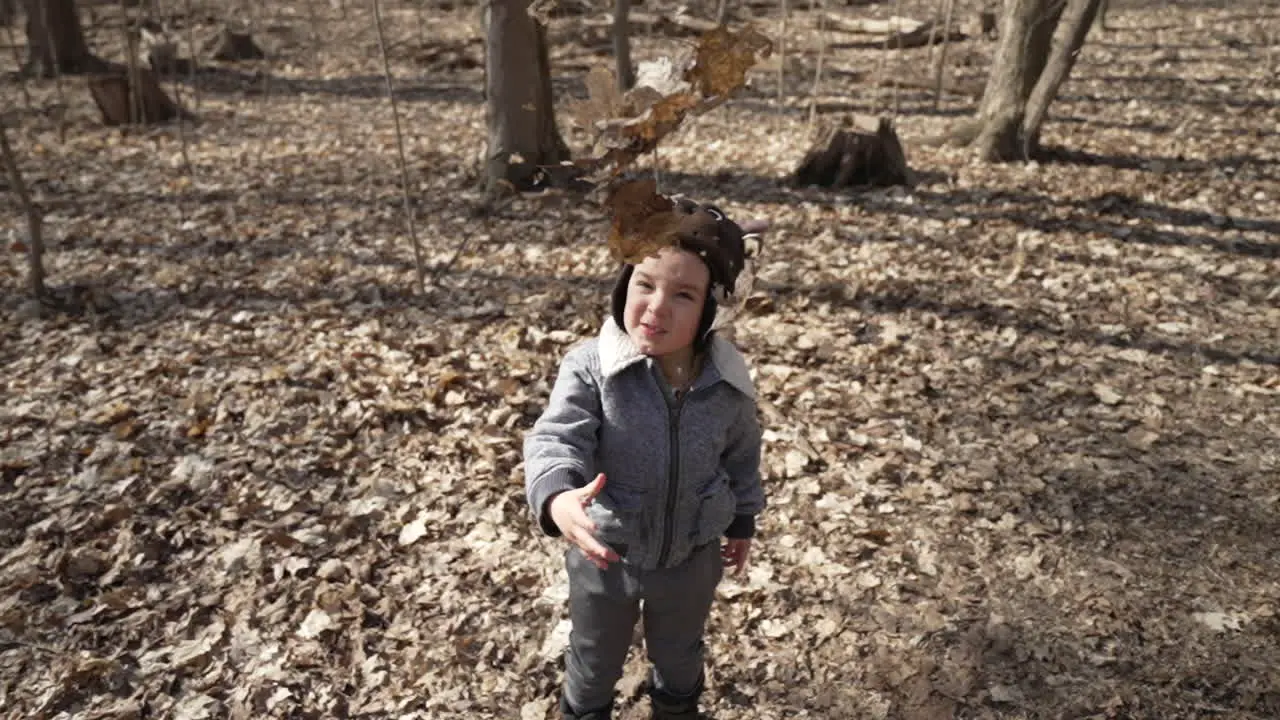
[1,0,1278,718]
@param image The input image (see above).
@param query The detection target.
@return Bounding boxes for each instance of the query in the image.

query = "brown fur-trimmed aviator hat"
[610,197,768,351]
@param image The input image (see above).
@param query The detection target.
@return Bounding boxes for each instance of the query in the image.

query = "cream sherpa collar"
[597,317,755,399]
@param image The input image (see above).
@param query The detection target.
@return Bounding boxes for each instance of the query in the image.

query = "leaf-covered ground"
[2,1,1278,718]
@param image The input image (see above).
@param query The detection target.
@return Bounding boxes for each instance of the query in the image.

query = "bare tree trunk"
[484,0,569,192]
[1022,0,1102,152]
[613,0,634,91]
[0,116,47,300]
[968,0,1063,161]
[22,0,105,76]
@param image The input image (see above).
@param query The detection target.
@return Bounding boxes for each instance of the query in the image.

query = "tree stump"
[142,25,196,76]
[87,68,184,126]
[146,40,197,76]
[792,117,913,189]
[204,28,265,62]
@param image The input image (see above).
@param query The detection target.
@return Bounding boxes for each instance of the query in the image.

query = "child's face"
[624,248,710,358]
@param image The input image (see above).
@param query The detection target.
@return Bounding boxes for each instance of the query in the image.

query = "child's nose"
[650,292,673,315]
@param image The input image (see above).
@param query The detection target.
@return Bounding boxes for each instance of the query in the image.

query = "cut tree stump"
[147,40,196,76]
[87,68,184,126]
[142,25,196,76]
[792,117,914,189]
[204,28,265,61]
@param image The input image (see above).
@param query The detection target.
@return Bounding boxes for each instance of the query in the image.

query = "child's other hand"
[721,538,751,576]
[549,473,620,569]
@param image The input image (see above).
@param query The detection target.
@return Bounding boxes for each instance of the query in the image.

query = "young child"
[524,196,768,720]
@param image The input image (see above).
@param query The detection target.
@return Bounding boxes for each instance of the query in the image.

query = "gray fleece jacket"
[523,318,765,571]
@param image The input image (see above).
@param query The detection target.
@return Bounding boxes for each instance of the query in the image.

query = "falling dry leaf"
[296,609,335,639]
[171,693,218,720]
[988,684,1024,704]
[689,25,774,97]
[1093,384,1124,405]
[569,25,773,181]
[604,178,681,264]
[1125,427,1160,451]
[521,698,554,720]
[398,517,429,546]
[1192,611,1244,633]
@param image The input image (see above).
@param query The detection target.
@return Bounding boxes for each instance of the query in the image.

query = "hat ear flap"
[694,292,718,353]
[611,264,633,330]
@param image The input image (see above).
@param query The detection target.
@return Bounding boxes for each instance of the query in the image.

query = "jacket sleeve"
[522,346,602,537]
[722,397,765,539]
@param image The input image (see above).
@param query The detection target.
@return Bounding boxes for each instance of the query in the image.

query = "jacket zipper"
[656,393,685,567]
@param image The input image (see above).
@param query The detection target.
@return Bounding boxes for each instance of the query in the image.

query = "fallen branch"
[817,14,922,34]
[821,14,967,48]
[628,11,720,35]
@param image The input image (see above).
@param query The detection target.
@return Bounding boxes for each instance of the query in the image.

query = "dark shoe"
[648,686,701,719]
[560,694,613,720]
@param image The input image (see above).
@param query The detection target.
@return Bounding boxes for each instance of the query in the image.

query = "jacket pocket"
[690,474,736,547]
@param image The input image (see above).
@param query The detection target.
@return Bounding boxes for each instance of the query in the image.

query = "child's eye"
[636,281,654,290]
[678,291,695,300]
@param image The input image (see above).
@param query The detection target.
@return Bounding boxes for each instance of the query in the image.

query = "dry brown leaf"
[571,26,772,182]
[604,178,682,264]
[689,25,774,97]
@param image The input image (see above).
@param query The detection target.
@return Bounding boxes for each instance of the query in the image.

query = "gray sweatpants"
[563,542,723,713]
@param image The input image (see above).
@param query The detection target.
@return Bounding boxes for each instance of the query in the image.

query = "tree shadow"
[164,66,485,104]
[660,171,1279,265]
[959,367,1279,715]
[830,277,1280,716]
[1062,90,1280,111]
[11,262,615,335]
[1038,146,1279,175]
[854,284,1278,369]
[905,186,1280,261]
[1053,115,1176,134]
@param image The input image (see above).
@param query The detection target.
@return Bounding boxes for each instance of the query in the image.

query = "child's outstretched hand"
[722,538,752,576]
[549,473,620,570]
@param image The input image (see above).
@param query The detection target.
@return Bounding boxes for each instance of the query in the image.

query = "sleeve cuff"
[531,469,585,537]
[724,514,756,539]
